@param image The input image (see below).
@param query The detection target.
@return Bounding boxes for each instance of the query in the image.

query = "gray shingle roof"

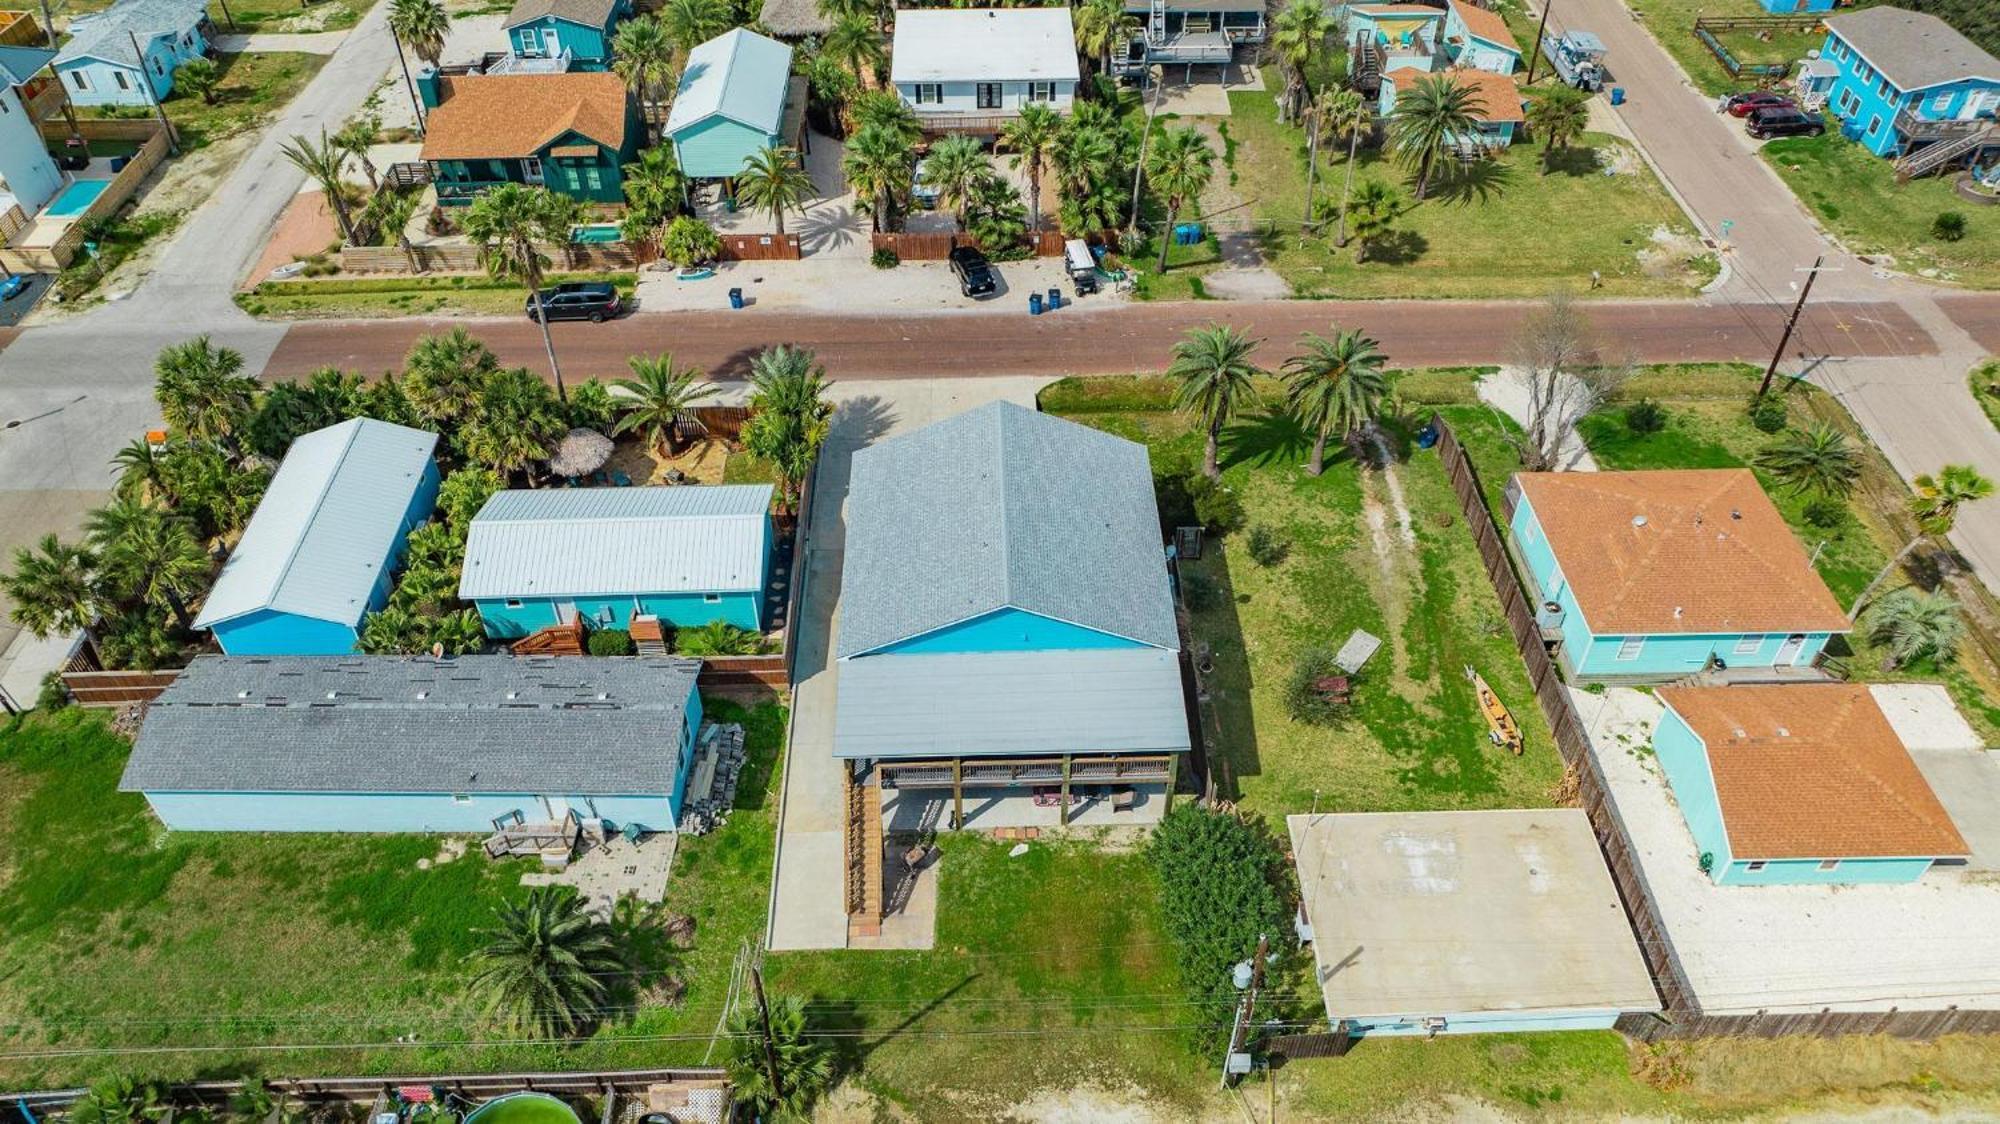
[120,655,702,796]
[1826,7,2000,91]
[55,0,203,69]
[836,402,1179,658]
[504,0,619,30]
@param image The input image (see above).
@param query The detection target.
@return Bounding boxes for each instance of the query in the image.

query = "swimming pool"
[571,223,622,244]
[461,1093,580,1124]
[45,178,111,218]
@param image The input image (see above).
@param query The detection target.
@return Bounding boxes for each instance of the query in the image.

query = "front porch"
[872,753,1178,831]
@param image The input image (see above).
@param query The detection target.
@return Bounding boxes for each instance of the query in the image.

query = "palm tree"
[823,12,886,82]
[1168,325,1261,481]
[388,0,449,133]
[1001,103,1063,232]
[1268,0,1330,123]
[726,993,834,1122]
[613,15,676,137]
[1868,589,1964,669]
[622,145,686,227]
[918,135,985,228]
[462,367,568,482]
[1282,328,1389,476]
[89,500,208,629]
[1315,88,1370,238]
[613,354,717,457]
[177,57,220,105]
[155,336,256,452]
[1849,464,1996,619]
[3,534,101,646]
[1342,179,1400,262]
[734,146,815,236]
[1755,424,1861,498]
[1524,86,1590,175]
[677,619,765,656]
[404,326,500,428]
[1050,120,1120,232]
[842,122,915,233]
[1072,0,1136,75]
[742,345,833,514]
[1389,73,1483,201]
[334,116,382,190]
[1146,125,1215,273]
[280,129,356,242]
[112,438,173,504]
[658,0,731,56]
[849,89,921,147]
[461,183,570,398]
[468,886,625,1037]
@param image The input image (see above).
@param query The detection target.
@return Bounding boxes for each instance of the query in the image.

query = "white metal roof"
[194,419,439,630]
[664,27,793,137]
[458,485,773,600]
[889,8,1081,84]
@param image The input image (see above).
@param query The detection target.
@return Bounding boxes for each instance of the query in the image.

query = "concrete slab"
[522,832,677,918]
[850,843,938,951]
[634,255,1110,315]
[1872,682,1986,751]
[1475,366,1599,471]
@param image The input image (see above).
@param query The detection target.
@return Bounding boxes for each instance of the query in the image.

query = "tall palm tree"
[154,336,256,453]
[1868,589,1964,669]
[1001,103,1063,232]
[467,886,625,1037]
[725,993,834,1122]
[734,146,815,236]
[88,500,208,629]
[1389,73,1483,201]
[387,0,449,134]
[1849,464,1996,619]
[1282,328,1389,476]
[919,135,986,228]
[1050,119,1120,232]
[3,534,101,646]
[1268,0,1330,123]
[280,129,356,242]
[849,89,922,147]
[613,15,676,137]
[614,354,717,457]
[403,326,500,428]
[1755,424,1861,498]
[1146,125,1215,273]
[1072,0,1136,75]
[461,183,570,398]
[334,116,382,190]
[742,345,834,514]
[1314,88,1370,237]
[658,0,731,56]
[1168,325,1261,481]
[842,122,915,233]
[823,12,886,82]
[462,367,568,483]
[1524,85,1590,174]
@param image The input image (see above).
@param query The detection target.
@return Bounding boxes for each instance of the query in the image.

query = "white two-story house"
[890,8,1079,137]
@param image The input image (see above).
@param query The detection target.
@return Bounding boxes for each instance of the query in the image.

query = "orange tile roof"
[419,72,630,162]
[1386,67,1525,123]
[1658,684,1968,861]
[1449,0,1519,53]
[1515,469,1849,634]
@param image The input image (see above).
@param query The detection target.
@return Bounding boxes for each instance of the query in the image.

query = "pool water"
[461,1093,581,1124]
[571,224,622,244]
[46,178,111,218]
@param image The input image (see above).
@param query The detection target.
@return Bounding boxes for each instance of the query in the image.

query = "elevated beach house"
[194,419,440,657]
[664,28,804,181]
[0,45,63,220]
[1653,684,1969,884]
[891,8,1079,137]
[1115,0,1266,74]
[1815,7,2000,172]
[1507,469,1849,679]
[419,71,638,203]
[833,402,1190,831]
[502,0,629,71]
[53,0,207,107]
[460,485,775,638]
[119,655,704,834]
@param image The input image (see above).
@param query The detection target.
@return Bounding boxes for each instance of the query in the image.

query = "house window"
[1733,635,1762,656]
[704,593,722,603]
[521,157,543,184]
[1746,861,1767,872]
[913,83,941,105]
[1867,114,1881,135]
[452,794,473,804]
[505,598,524,608]
[1818,859,1840,872]
[976,82,1002,109]
[1615,636,1645,661]
[68,70,88,91]
[1028,81,1054,102]
[113,70,130,91]
[582,164,602,191]
[1932,91,1952,114]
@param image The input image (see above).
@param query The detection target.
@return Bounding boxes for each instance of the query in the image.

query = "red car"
[1725,91,1797,117]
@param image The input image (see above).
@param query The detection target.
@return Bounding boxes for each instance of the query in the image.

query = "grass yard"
[62,0,373,33]
[1763,130,2000,287]
[81,53,328,152]
[1626,0,1841,97]
[1163,78,1713,300]
[237,273,640,318]
[1971,358,2000,431]
[1043,375,1567,821]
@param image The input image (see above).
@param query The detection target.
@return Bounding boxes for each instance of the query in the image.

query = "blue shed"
[1507,469,1849,680]
[194,419,441,656]
[502,0,628,71]
[119,655,705,834]
[1817,8,2000,159]
[53,0,208,108]
[1653,684,1968,885]
[459,485,775,640]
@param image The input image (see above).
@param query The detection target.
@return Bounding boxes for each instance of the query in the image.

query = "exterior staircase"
[1895,123,1998,181]
[1147,0,1166,46]
[1351,32,1382,95]
[510,620,585,656]
[844,771,884,941]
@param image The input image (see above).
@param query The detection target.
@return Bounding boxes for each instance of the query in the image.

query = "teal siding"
[476,590,762,638]
[1651,707,1734,869]
[864,607,1152,656]
[669,114,777,179]
[1337,1011,1625,1036]
[212,610,365,656]
[507,14,613,68]
[1718,855,1936,885]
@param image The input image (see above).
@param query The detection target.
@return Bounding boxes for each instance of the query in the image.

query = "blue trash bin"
[1029,292,1044,315]
[1609,86,1626,106]
[728,287,744,309]
[1047,287,1062,310]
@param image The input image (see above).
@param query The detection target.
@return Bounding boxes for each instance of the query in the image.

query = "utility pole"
[1524,1,1554,86]
[1127,62,1166,246]
[1221,933,1269,1089]
[750,966,786,1105]
[128,30,177,155]
[1758,255,1836,397]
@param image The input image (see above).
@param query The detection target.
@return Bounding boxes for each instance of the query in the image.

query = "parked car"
[526,281,621,322]
[949,245,997,298]
[1745,107,1826,139]
[911,158,940,209]
[1725,91,1796,117]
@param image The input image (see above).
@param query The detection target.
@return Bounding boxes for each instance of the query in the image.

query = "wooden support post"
[1060,754,1072,827]
[951,757,963,830]
[1164,752,1179,814]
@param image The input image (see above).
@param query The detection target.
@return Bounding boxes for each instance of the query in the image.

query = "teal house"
[1815,8,2000,163]
[419,71,638,204]
[1653,684,1968,885]
[503,0,628,70]
[459,485,775,639]
[1508,469,1850,680]
[664,28,801,181]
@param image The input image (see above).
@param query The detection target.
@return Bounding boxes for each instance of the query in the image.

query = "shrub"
[1246,524,1289,567]
[659,215,722,270]
[1179,570,1219,612]
[36,670,70,712]
[1931,211,1968,242]
[587,628,635,656]
[1625,398,1667,435]
[676,621,764,657]
[1747,395,1788,434]
[1188,476,1244,533]
[1150,806,1292,1053]
[871,247,900,269]
[1802,497,1847,528]
[1284,646,1350,726]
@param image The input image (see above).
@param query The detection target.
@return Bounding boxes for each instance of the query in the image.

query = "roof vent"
[1732,727,1747,738]
[237,690,250,699]
[1775,726,1791,737]
[1673,606,1683,619]
[1632,515,1648,528]
[598,692,609,700]
[415,690,429,700]
[506,690,519,700]
[325,691,338,700]
[1731,508,1742,520]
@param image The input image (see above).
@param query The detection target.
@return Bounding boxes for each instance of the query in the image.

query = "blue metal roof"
[664,28,792,138]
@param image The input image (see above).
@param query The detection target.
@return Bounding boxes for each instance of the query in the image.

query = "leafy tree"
[1001,103,1063,231]
[919,135,987,228]
[1281,327,1388,476]
[438,466,505,528]
[676,620,764,656]
[823,11,886,81]
[1850,464,1995,619]
[803,52,857,123]
[99,609,182,671]
[734,146,815,237]
[964,172,1027,250]
[469,886,625,1036]
[613,15,676,137]
[1389,73,1483,200]
[1149,805,1291,1052]
[177,57,221,105]
[248,368,367,459]
[1338,179,1401,262]
[280,129,357,242]
[1146,125,1215,272]
[1168,324,1261,481]
[68,1078,169,1124]
[462,183,572,397]
[741,345,834,513]
[3,534,102,646]
[1072,0,1136,74]
[88,499,208,630]
[658,214,722,269]
[1869,589,1964,668]
[621,144,686,226]
[614,354,718,457]
[1524,86,1590,174]
[567,379,618,433]
[725,993,834,1122]
[659,0,731,55]
[158,443,269,539]
[462,367,568,482]
[1268,0,1330,122]
[155,336,256,453]
[404,326,501,429]
[1755,423,1861,499]
[842,121,916,233]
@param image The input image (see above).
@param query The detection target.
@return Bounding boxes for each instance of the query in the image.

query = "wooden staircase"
[1350,32,1382,96]
[510,620,585,656]
[1895,124,1998,181]
[844,772,884,941]
[631,615,670,656]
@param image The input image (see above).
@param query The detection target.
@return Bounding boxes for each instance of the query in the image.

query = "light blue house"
[502,0,628,71]
[53,0,208,107]
[194,419,441,656]
[1380,67,1523,147]
[1817,7,2000,160]
[1342,3,1447,78]
[119,655,705,834]
[664,28,799,181]
[1289,809,1661,1036]
[1759,0,1834,12]
[459,485,775,640]
[1653,684,1968,885]
[1508,469,1849,680]
[833,402,1190,832]
[1442,0,1521,74]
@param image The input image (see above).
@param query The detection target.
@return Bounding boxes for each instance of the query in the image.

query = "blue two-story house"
[503,0,629,71]
[1653,684,1968,885]
[53,0,208,108]
[459,484,775,639]
[1507,469,1850,680]
[1815,7,2000,160]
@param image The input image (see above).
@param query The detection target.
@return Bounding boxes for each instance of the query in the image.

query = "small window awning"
[548,143,599,157]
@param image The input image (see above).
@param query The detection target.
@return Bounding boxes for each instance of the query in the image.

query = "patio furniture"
[1111,787,1138,812]
[623,822,646,848]
[612,470,633,486]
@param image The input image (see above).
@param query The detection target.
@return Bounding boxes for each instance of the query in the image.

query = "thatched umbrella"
[549,427,615,478]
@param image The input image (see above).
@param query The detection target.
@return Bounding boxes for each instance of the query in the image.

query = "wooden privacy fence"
[13,1067,727,1112]
[696,654,788,691]
[719,231,801,261]
[61,668,180,707]
[4,120,171,273]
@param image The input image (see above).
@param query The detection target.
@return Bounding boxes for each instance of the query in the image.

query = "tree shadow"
[1428,157,1515,206]
[1540,143,1604,177]
[1360,229,1428,265]
[1221,408,1313,470]
[1181,543,1261,802]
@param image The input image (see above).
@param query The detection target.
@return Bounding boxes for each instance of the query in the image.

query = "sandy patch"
[1003,1083,1172,1124]
[246,189,341,286]
[1638,223,1712,284]
[604,436,729,486]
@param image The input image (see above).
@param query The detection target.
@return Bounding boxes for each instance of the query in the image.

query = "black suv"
[527,281,621,322]
[1745,107,1826,140]
[949,245,997,298]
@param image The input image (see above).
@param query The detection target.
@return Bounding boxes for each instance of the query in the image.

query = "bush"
[659,215,722,270]
[1932,211,1968,242]
[1189,476,1244,534]
[587,628,635,656]
[871,247,900,269]
[676,621,764,656]
[1284,647,1350,726]
[1179,570,1219,612]
[1747,395,1788,434]
[1246,524,1289,567]
[1150,806,1292,1052]
[36,670,70,712]
[1625,398,1667,435]
[1802,497,1847,528]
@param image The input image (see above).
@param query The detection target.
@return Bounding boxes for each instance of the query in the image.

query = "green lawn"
[1177,79,1713,300]
[238,273,640,319]
[82,53,329,152]
[1971,358,2000,431]
[63,0,373,32]
[1626,0,1841,96]
[1763,130,2000,287]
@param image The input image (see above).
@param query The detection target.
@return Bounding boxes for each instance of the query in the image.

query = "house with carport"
[502,0,629,71]
[419,70,638,204]
[664,28,804,183]
[1507,469,1850,679]
[52,0,208,107]
[890,9,1079,137]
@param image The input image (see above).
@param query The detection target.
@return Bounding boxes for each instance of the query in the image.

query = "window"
[1615,636,1645,661]
[504,598,524,608]
[113,70,130,91]
[704,593,722,603]
[1867,114,1881,135]
[582,164,602,191]
[1028,81,1054,102]
[452,794,473,804]
[1932,91,1953,114]
[913,83,941,105]
[1733,635,1763,656]
[1818,859,1841,872]
[976,82,1002,109]
[521,157,543,182]
[68,69,88,91]
[1746,861,1767,872]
